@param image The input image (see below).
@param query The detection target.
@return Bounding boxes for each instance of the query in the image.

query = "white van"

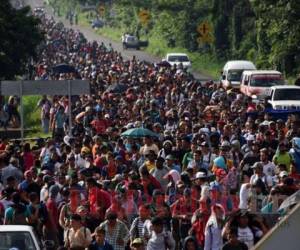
[240,70,284,99]
[221,60,256,89]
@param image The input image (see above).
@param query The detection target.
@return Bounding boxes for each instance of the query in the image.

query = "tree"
[0,1,44,80]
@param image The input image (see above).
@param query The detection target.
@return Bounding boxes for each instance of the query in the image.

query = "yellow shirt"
[145,160,156,172]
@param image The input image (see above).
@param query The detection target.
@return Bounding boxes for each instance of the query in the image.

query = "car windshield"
[273,89,300,100]
[168,55,189,62]
[250,74,284,87]
[0,231,36,250]
[127,36,137,42]
[227,69,244,82]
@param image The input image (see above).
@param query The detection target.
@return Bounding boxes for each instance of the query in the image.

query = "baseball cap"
[195,171,207,179]
[166,154,175,160]
[246,134,255,141]
[131,238,144,247]
[279,171,288,178]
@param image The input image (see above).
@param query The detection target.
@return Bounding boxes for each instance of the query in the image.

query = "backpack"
[65,227,87,249]
[11,208,28,225]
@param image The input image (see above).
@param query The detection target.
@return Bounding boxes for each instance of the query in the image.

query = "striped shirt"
[129,217,150,241]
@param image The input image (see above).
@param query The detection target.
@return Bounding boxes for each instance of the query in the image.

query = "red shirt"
[0,143,6,151]
[91,119,108,134]
[23,152,34,171]
[46,198,59,230]
[88,187,111,220]
[171,198,199,217]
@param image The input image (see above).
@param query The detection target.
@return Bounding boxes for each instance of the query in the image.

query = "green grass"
[287,77,296,85]
[23,96,51,138]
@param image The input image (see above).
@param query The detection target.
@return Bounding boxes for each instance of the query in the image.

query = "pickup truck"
[163,53,192,69]
[0,225,54,250]
[267,85,300,110]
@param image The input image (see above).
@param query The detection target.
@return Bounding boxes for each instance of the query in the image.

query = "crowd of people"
[0,9,300,250]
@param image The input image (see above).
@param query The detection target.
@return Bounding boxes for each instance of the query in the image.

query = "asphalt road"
[23,0,212,81]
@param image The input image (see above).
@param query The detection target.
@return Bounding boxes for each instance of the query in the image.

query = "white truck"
[267,85,300,110]
[0,225,54,250]
[240,70,284,99]
[163,53,192,69]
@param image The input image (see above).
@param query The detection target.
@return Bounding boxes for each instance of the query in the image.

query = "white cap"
[279,171,288,178]
[195,171,207,179]
[246,134,255,141]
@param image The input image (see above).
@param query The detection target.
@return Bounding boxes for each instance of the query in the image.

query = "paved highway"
[23,0,212,81]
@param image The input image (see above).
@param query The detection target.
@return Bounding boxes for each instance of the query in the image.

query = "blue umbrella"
[121,127,159,138]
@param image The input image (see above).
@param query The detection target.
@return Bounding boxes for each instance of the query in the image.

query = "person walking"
[146,216,175,250]
[204,204,225,250]
[64,214,93,250]
[97,212,130,250]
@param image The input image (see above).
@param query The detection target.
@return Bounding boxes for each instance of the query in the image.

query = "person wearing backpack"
[64,214,92,250]
[4,192,33,225]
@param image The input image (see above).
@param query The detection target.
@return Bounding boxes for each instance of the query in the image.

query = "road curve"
[24,0,213,81]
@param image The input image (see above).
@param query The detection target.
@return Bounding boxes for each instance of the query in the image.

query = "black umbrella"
[107,83,128,93]
[156,61,172,67]
[52,64,76,74]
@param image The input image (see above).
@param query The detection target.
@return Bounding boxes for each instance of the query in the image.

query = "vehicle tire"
[136,47,140,50]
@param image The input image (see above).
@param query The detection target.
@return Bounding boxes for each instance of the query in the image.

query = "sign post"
[98,5,105,16]
[197,21,214,45]
[1,80,90,141]
[138,10,150,26]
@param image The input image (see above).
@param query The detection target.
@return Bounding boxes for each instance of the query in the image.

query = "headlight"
[275,105,282,110]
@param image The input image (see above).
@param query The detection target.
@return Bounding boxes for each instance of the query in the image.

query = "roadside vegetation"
[49,0,300,81]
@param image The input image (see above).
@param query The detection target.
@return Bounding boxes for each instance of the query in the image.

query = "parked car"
[91,19,104,29]
[122,35,140,50]
[163,53,191,69]
[240,70,284,99]
[0,225,54,250]
[267,86,300,110]
[221,60,256,89]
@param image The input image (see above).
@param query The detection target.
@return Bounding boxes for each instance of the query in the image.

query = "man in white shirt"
[260,148,276,176]
[1,157,23,186]
[146,217,175,250]
[140,136,159,157]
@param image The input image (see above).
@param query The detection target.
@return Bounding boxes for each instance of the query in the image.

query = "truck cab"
[241,70,284,99]
[268,86,300,110]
